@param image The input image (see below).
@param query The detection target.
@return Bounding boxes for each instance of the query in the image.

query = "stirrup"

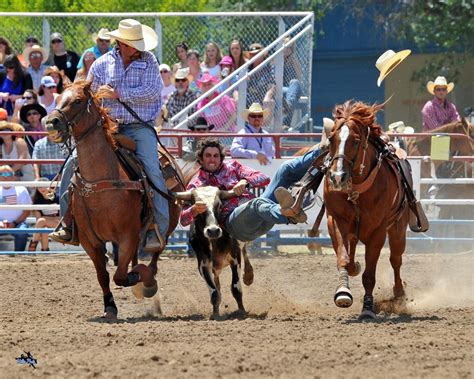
[143,226,166,253]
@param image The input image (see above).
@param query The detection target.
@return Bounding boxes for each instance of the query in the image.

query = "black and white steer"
[176,186,253,318]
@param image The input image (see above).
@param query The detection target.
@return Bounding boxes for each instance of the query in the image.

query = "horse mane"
[72,80,118,150]
[332,100,383,138]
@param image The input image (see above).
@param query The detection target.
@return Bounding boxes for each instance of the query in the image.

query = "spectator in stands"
[11,89,38,124]
[48,32,80,82]
[0,121,35,182]
[0,165,31,251]
[0,37,13,72]
[18,36,39,68]
[172,41,189,75]
[422,76,460,131]
[182,116,215,162]
[187,49,203,94]
[0,55,33,117]
[229,39,247,69]
[201,42,222,80]
[32,133,65,180]
[197,73,237,134]
[23,44,50,91]
[159,63,175,105]
[164,68,197,126]
[28,178,60,252]
[387,121,414,151]
[230,103,275,165]
[38,76,59,114]
[77,28,113,70]
[245,43,275,111]
[45,65,71,94]
[74,51,96,81]
[218,55,238,96]
[282,37,304,129]
[19,103,47,155]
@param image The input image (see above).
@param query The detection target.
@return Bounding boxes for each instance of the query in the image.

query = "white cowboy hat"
[107,19,157,52]
[388,121,414,134]
[375,49,411,87]
[173,68,193,84]
[92,28,113,43]
[240,103,271,122]
[426,76,454,95]
[22,44,49,66]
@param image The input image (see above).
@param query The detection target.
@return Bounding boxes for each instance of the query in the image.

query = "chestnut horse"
[46,81,184,319]
[324,100,410,320]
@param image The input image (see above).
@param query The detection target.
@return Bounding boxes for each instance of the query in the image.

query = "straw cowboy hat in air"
[241,103,271,122]
[426,76,454,95]
[375,49,411,87]
[388,121,414,134]
[22,44,49,65]
[107,19,158,51]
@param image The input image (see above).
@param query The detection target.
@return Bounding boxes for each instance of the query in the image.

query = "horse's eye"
[74,99,81,105]
[353,139,361,146]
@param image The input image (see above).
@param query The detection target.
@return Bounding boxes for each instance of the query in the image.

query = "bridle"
[326,120,371,179]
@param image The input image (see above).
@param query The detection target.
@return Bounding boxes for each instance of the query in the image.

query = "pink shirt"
[421,98,460,131]
[197,93,237,132]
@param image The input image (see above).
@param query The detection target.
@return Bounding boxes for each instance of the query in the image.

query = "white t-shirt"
[161,84,176,105]
[0,186,32,222]
[40,93,59,115]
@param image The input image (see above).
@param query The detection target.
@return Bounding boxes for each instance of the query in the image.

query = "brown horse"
[46,81,184,319]
[324,100,410,320]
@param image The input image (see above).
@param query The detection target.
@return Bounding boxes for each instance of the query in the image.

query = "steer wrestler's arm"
[230,160,270,188]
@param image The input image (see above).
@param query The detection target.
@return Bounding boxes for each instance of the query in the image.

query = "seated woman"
[11,89,38,124]
[0,121,34,182]
[38,75,59,114]
[196,73,237,144]
[45,65,71,93]
[74,51,96,81]
[28,178,60,251]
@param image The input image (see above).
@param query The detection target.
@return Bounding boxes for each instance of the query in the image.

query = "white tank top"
[1,142,35,182]
[40,94,59,115]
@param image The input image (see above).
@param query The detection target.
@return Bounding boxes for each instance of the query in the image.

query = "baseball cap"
[159,63,171,72]
[50,32,64,42]
[25,36,39,44]
[0,108,8,121]
[41,76,56,88]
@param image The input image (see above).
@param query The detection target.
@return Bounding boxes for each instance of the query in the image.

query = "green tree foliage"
[335,0,474,86]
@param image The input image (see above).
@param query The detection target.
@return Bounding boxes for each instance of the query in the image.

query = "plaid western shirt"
[88,48,163,124]
[180,160,270,227]
[165,90,197,125]
[31,136,66,176]
[421,98,460,131]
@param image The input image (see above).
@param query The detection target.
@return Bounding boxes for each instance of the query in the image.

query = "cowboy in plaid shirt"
[164,68,197,126]
[32,135,66,180]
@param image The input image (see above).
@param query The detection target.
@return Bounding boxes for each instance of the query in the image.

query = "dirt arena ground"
[0,248,472,378]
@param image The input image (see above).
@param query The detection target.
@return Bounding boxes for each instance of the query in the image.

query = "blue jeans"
[13,222,29,251]
[119,123,169,236]
[59,152,77,217]
[283,79,303,126]
[226,148,320,241]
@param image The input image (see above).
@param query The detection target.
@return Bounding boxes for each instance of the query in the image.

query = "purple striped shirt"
[88,48,163,124]
[421,98,460,131]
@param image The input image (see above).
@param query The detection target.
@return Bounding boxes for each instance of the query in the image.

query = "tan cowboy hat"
[173,68,193,84]
[426,76,454,95]
[240,103,271,122]
[107,19,158,52]
[388,121,414,134]
[92,28,113,43]
[375,49,411,87]
[22,44,49,66]
[0,121,25,132]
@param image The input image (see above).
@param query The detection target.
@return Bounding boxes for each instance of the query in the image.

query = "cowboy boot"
[49,199,80,246]
[143,224,166,253]
[275,187,308,223]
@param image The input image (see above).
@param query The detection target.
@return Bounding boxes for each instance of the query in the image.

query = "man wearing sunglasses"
[76,28,113,71]
[230,103,275,165]
[48,32,80,82]
[422,76,460,132]
[0,165,32,251]
[22,44,50,91]
[163,68,197,126]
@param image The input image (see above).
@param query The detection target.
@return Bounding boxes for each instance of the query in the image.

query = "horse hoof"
[142,280,158,298]
[103,306,118,320]
[348,261,361,276]
[358,309,376,320]
[243,269,254,286]
[334,287,353,308]
[131,282,145,300]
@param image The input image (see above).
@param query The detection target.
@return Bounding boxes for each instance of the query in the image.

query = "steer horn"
[219,189,237,200]
[173,190,193,201]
